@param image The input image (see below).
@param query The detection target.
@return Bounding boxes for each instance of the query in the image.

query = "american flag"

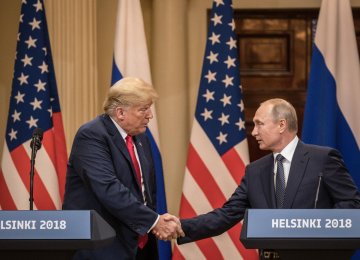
[173,0,257,259]
[0,0,67,210]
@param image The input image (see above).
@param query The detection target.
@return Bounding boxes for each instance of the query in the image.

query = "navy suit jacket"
[63,114,158,259]
[178,141,360,244]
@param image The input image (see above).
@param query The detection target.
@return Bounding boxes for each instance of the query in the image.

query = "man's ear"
[279,119,286,133]
[115,107,125,120]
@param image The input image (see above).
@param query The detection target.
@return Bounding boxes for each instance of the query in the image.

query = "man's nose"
[147,109,153,119]
[251,126,257,136]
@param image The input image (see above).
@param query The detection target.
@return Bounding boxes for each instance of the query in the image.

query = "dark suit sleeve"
[70,127,158,235]
[322,149,360,208]
[178,173,250,244]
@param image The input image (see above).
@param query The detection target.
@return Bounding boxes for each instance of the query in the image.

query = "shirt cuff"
[148,214,160,233]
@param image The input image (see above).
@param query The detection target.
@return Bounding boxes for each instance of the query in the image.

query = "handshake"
[151,213,184,241]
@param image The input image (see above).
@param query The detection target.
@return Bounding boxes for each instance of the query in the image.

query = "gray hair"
[262,98,298,133]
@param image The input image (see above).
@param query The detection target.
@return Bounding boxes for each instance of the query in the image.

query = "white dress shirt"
[273,136,299,188]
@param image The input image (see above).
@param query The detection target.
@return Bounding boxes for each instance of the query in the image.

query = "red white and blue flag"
[173,0,257,259]
[111,0,171,259]
[302,0,360,258]
[302,0,360,185]
[0,0,67,210]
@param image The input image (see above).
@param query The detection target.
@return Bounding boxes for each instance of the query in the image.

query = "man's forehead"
[131,102,152,108]
[254,106,273,121]
[256,104,271,115]
[259,102,273,111]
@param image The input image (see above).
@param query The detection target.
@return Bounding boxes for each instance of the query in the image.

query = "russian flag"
[302,1,360,258]
[111,0,171,259]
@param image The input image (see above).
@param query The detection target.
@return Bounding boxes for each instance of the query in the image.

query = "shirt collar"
[110,116,127,140]
[273,135,299,163]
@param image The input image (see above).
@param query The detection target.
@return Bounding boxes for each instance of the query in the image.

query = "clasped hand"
[152,213,184,241]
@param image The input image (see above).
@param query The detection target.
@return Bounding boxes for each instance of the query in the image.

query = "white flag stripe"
[211,230,243,259]
[183,168,213,213]
[183,170,243,260]
[114,0,151,83]
[233,139,250,166]
[1,144,37,210]
[177,241,206,260]
[23,140,62,208]
[191,119,238,198]
[113,0,160,146]
[315,0,360,146]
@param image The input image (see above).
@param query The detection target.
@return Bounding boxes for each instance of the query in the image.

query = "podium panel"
[0,210,115,260]
[240,209,360,260]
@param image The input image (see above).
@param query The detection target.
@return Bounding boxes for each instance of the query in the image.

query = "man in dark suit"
[177,98,360,257]
[63,77,183,260]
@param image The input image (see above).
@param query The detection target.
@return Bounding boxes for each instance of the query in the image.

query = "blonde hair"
[103,77,158,115]
[262,98,298,133]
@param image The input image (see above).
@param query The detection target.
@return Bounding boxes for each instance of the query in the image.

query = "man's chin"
[139,126,147,134]
[258,144,269,151]
[130,128,147,136]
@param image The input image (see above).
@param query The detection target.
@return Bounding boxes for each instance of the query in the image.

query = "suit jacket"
[63,114,158,260]
[178,141,360,244]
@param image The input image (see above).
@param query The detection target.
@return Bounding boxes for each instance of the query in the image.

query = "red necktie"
[125,135,148,249]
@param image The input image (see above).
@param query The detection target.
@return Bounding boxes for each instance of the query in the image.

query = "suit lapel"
[133,136,153,205]
[260,155,277,208]
[283,141,309,208]
[101,115,142,190]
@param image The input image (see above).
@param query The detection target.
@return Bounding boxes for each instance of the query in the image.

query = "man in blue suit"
[63,77,183,260]
[177,98,360,257]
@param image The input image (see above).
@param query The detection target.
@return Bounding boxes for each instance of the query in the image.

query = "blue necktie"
[275,154,286,208]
